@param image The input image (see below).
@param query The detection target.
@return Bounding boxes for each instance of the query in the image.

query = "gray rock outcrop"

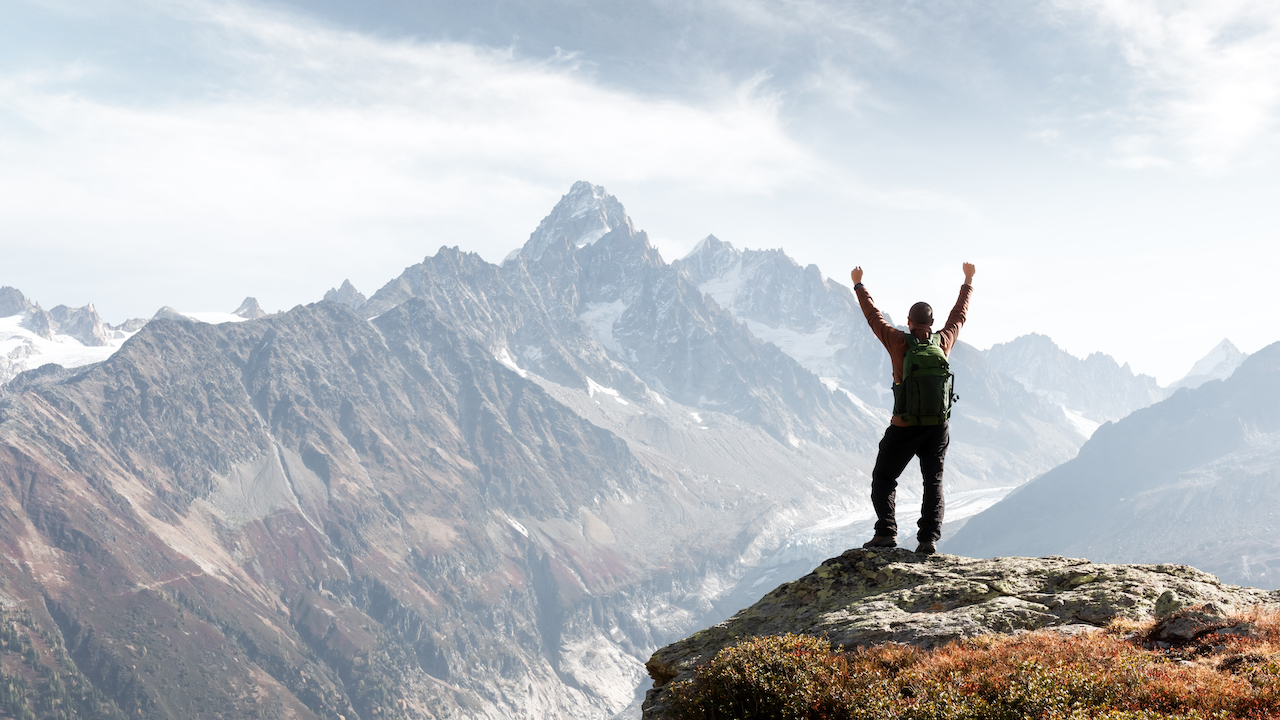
[322,279,366,310]
[48,303,111,346]
[516,180,631,262]
[643,549,1280,718]
[151,305,191,321]
[111,317,149,333]
[0,286,37,317]
[20,306,56,340]
[232,296,266,319]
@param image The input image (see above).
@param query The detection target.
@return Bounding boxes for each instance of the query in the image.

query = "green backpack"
[892,333,958,426]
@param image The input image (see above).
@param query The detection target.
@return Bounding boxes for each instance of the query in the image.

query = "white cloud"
[0,0,867,317]
[0,0,818,242]
[1062,0,1280,171]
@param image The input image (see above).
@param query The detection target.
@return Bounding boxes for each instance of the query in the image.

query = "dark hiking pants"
[871,422,950,544]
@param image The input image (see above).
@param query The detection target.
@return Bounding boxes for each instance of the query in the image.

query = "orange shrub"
[665,619,1280,720]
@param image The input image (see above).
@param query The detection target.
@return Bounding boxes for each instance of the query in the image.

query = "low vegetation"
[666,607,1280,719]
[0,606,126,720]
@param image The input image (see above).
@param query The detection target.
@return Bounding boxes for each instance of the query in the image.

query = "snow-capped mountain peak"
[1189,338,1245,378]
[1,287,143,385]
[681,234,740,269]
[1170,338,1248,390]
[516,181,633,262]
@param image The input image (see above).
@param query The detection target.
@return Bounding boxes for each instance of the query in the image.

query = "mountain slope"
[946,341,1280,589]
[2,299,808,718]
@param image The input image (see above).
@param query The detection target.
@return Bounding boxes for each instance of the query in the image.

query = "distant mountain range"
[0,290,268,386]
[0,181,1263,718]
[947,341,1280,589]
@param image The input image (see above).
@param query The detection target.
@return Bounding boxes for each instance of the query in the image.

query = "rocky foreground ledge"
[642,549,1280,719]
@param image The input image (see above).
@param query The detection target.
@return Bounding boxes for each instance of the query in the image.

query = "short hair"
[908,302,933,326]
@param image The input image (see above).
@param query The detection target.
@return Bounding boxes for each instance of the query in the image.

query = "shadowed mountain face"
[947,342,1280,590]
[0,182,1102,718]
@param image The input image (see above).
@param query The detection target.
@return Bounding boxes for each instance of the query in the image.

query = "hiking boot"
[862,535,897,549]
[915,540,937,555]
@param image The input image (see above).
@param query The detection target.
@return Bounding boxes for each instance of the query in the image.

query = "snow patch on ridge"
[576,225,611,248]
[1059,404,1100,438]
[579,300,628,357]
[503,512,529,537]
[698,264,744,310]
[821,377,890,422]
[0,315,134,384]
[586,376,627,404]
[742,319,839,374]
[496,348,528,378]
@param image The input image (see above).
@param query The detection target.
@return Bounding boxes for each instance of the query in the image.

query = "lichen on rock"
[642,548,1280,719]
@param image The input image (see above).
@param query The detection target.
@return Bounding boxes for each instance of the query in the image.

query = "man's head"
[907,302,933,329]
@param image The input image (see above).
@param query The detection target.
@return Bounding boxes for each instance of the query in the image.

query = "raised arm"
[851,266,900,350]
[938,263,975,353]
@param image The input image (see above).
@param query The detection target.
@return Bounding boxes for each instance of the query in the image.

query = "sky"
[2,0,1279,384]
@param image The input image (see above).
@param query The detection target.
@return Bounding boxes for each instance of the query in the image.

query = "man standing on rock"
[851,263,975,555]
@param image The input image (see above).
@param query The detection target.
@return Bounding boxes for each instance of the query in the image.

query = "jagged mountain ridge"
[2,299,806,718]
[673,235,1087,492]
[0,287,276,386]
[985,332,1166,427]
[0,287,143,386]
[355,182,881,453]
[947,341,1280,589]
[324,279,367,310]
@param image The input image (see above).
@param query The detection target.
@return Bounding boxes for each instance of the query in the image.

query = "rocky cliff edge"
[643,549,1280,718]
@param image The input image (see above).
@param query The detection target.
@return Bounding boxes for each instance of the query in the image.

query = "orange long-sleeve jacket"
[855,283,973,426]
